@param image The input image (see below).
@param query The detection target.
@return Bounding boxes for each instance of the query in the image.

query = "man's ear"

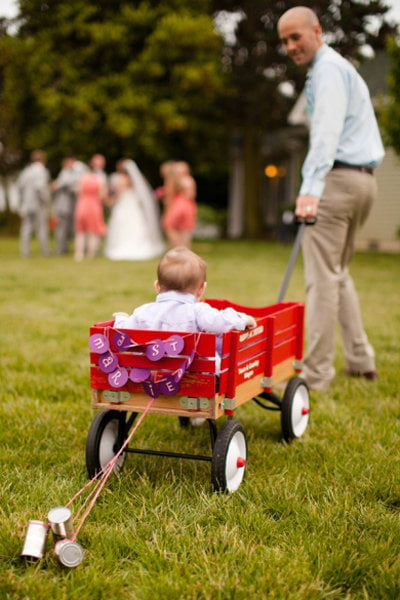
[313,23,322,39]
[154,280,161,293]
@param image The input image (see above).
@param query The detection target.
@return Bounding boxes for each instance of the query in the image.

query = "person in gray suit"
[17,150,51,257]
[52,155,86,254]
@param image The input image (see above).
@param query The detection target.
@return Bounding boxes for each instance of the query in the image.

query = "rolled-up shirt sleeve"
[195,304,249,334]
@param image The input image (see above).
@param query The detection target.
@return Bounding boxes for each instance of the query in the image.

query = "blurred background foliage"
[0,0,398,233]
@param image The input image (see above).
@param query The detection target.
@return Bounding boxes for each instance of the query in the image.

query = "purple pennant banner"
[91,329,196,398]
[143,379,159,398]
[112,330,132,351]
[146,339,165,361]
[129,367,151,383]
[164,334,184,356]
[187,349,196,366]
[157,374,180,396]
[89,334,110,354]
[108,367,129,388]
[174,360,188,383]
[98,351,119,374]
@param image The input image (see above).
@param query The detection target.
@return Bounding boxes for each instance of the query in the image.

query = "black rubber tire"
[280,377,310,442]
[85,410,128,479]
[211,420,247,493]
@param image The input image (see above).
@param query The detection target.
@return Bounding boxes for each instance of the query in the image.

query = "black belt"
[332,160,373,175]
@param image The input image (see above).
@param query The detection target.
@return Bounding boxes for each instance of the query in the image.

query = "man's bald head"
[278,6,323,66]
[278,6,320,30]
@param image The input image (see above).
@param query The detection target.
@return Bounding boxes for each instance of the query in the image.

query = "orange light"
[264,164,278,178]
[278,166,287,177]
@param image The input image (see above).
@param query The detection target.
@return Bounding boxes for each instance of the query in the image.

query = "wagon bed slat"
[90,367,217,398]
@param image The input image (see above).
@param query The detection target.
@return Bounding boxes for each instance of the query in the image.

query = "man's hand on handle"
[295,194,320,220]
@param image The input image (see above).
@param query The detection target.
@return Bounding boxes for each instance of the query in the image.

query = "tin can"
[54,539,84,568]
[21,520,49,561]
[47,506,74,540]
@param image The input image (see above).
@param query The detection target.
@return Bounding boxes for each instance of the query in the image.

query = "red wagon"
[86,298,310,493]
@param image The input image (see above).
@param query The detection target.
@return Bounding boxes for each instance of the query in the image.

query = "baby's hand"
[246,316,257,330]
[112,311,129,319]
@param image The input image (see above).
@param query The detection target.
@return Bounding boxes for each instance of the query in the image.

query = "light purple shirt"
[114,290,250,335]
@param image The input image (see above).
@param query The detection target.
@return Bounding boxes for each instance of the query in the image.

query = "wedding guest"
[16,150,51,257]
[74,162,107,261]
[154,160,176,206]
[52,155,86,254]
[90,153,107,184]
[155,160,191,209]
[162,173,197,248]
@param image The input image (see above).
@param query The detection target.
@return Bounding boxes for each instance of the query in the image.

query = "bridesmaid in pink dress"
[74,168,107,260]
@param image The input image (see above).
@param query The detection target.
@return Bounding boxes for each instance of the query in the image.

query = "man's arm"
[297,63,348,217]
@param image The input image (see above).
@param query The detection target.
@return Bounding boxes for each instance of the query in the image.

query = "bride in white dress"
[104,159,165,260]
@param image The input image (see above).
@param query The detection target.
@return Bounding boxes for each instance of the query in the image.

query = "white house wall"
[355,146,400,251]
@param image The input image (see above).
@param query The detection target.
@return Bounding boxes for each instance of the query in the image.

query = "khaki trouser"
[301,168,377,390]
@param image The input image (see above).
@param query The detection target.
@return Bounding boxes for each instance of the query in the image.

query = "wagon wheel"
[85,410,137,479]
[280,377,310,442]
[211,420,247,493]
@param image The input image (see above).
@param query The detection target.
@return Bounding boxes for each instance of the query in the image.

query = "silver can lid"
[55,540,84,568]
[48,506,72,524]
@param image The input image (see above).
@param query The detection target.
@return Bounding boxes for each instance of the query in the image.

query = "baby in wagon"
[113,246,257,367]
[113,247,256,425]
[113,247,257,335]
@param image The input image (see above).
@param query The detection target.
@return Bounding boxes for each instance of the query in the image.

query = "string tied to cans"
[66,395,156,539]
[22,395,156,568]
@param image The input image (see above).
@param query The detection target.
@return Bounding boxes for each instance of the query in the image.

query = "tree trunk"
[227,143,245,239]
[243,125,263,238]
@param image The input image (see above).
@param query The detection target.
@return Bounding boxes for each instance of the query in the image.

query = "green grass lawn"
[0,236,399,599]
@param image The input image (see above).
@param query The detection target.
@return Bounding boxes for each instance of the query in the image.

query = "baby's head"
[155,247,207,299]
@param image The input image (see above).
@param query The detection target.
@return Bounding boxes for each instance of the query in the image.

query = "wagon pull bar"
[277,218,316,302]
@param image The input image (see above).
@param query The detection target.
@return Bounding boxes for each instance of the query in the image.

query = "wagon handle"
[276,218,316,303]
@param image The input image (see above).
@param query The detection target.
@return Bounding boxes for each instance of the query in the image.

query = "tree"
[212,0,396,237]
[0,1,397,233]
[380,35,400,155]
[0,1,227,182]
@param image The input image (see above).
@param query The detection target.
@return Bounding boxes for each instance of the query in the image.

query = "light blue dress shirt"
[300,44,385,197]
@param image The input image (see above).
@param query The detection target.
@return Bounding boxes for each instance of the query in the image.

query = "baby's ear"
[197,281,207,299]
[154,280,161,293]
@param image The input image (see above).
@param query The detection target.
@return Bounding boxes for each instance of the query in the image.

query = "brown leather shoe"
[345,369,378,381]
